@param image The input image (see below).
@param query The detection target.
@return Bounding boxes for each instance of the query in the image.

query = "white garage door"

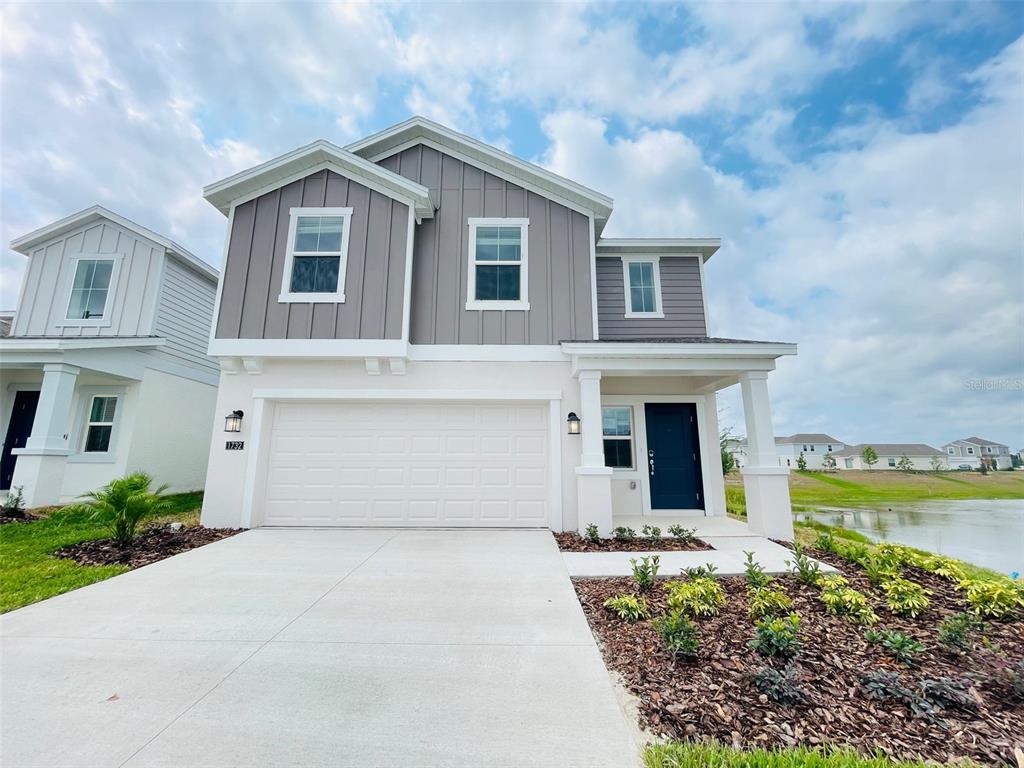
[263,401,550,527]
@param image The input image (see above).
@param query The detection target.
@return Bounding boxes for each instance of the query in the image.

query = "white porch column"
[575,370,614,536]
[738,371,794,540]
[11,363,79,507]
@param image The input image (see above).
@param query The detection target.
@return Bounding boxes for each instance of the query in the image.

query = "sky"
[1,2,1022,449]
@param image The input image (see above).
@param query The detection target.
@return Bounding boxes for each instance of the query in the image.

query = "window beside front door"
[66,258,116,323]
[279,207,352,303]
[621,256,663,318]
[83,396,118,453]
[602,406,634,469]
[466,218,529,310]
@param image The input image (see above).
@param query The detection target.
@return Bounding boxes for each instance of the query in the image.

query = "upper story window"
[602,406,634,469]
[967,447,974,455]
[64,257,117,325]
[622,256,663,318]
[279,207,352,303]
[466,218,529,311]
[948,447,955,455]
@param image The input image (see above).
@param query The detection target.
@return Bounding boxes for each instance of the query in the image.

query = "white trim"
[0,337,165,352]
[601,404,635,470]
[407,345,565,362]
[697,253,710,333]
[67,385,129,464]
[588,215,599,340]
[207,203,235,353]
[56,254,123,328]
[401,207,415,343]
[562,341,797,358]
[278,207,353,304]
[207,339,408,358]
[596,238,720,262]
[547,399,564,532]
[465,218,530,311]
[252,387,564,402]
[620,255,664,319]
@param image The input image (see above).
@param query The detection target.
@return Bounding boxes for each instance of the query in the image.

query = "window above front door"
[466,218,529,311]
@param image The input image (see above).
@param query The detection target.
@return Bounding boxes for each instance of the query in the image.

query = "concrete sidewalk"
[1,529,639,768]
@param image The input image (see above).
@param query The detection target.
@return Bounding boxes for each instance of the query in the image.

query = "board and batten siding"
[215,169,409,340]
[12,219,164,338]
[377,145,594,344]
[596,257,707,339]
[152,258,218,374]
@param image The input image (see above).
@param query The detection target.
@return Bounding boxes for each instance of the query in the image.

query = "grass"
[786,469,1024,506]
[0,491,203,613]
[643,742,982,768]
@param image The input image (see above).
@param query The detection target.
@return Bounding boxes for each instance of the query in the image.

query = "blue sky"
[2,2,1022,448]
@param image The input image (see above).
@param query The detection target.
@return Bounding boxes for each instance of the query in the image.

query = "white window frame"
[56,254,122,328]
[71,389,126,461]
[887,457,897,467]
[466,218,530,311]
[601,405,635,470]
[278,207,353,304]
[621,255,664,318]
[967,446,974,455]
[947,447,955,455]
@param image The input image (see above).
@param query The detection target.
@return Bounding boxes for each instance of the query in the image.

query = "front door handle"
[648,449,655,476]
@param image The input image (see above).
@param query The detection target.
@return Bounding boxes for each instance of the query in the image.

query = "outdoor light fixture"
[566,412,581,435]
[224,410,244,433]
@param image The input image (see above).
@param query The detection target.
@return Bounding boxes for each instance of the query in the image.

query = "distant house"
[726,433,846,470]
[0,311,13,338]
[943,437,1013,470]
[834,443,946,471]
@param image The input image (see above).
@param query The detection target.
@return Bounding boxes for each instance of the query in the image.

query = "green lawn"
[0,491,203,613]
[644,742,980,768]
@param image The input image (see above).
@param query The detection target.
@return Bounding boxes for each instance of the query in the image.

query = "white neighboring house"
[1,206,220,507]
[942,437,1014,470]
[727,433,845,470]
[833,444,947,471]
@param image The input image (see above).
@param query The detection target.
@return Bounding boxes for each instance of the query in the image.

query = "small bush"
[751,664,806,705]
[818,576,879,625]
[881,577,931,618]
[666,577,727,618]
[937,612,983,652]
[653,609,699,659]
[862,554,900,586]
[631,555,661,592]
[814,532,839,553]
[960,579,1022,619]
[917,554,967,582]
[668,524,697,544]
[603,594,649,622]
[785,543,820,586]
[750,613,801,658]
[838,542,870,567]
[1,486,25,516]
[613,526,637,541]
[919,676,978,712]
[63,472,171,547]
[860,670,937,720]
[866,629,924,665]
[743,551,771,589]
[584,523,600,544]
[641,524,662,541]
[875,542,920,568]
[682,563,719,580]
[748,586,793,619]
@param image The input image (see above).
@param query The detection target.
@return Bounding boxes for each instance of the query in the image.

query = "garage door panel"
[264,402,549,527]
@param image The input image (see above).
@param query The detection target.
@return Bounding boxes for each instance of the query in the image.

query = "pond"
[801,499,1024,576]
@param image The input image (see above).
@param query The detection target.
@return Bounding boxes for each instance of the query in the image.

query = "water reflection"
[801,499,1024,575]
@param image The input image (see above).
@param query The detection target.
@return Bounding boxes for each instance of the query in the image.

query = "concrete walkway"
[0,529,639,768]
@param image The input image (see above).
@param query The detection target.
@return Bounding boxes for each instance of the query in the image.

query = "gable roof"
[203,139,434,220]
[947,436,1008,448]
[345,116,614,231]
[776,433,845,445]
[833,443,944,457]
[9,205,217,281]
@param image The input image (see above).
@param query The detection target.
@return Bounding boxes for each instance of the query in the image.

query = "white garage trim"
[240,388,563,530]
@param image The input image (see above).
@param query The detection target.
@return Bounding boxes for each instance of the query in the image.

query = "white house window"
[279,207,352,303]
[887,457,897,467]
[622,256,664,318]
[66,258,115,321]
[967,447,974,455]
[602,406,633,469]
[83,396,117,453]
[466,218,529,310]
[827,444,833,451]
[845,458,854,468]
[948,447,955,455]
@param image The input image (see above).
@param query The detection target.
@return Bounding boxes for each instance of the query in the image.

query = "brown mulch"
[573,547,1024,766]
[554,531,713,552]
[0,510,40,525]
[54,525,243,569]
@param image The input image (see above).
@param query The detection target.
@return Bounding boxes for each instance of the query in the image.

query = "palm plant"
[65,472,171,547]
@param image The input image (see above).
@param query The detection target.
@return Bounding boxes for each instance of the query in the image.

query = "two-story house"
[773,433,845,469]
[943,437,1013,470]
[198,117,797,539]
[1,206,219,506]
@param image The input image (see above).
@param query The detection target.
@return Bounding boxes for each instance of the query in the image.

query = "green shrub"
[960,579,1022,619]
[1,486,25,516]
[641,524,662,541]
[750,613,801,658]
[862,554,900,586]
[881,577,930,618]
[667,524,697,544]
[919,676,978,712]
[644,741,948,768]
[63,472,171,547]
[743,551,771,589]
[917,554,966,582]
[866,629,924,665]
[785,543,820,586]
[750,664,806,705]
[937,612,983,652]
[653,609,699,658]
[603,594,649,622]
[859,670,937,720]
[665,577,726,618]
[613,526,636,541]
[838,542,870,567]
[683,563,718,580]
[814,532,839,553]
[747,586,792,619]
[631,555,661,592]
[584,523,600,544]
[818,575,879,625]
[875,542,920,568]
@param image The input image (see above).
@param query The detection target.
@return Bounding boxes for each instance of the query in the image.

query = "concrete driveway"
[0,529,638,768]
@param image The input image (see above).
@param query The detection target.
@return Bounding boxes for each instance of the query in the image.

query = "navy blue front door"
[644,403,704,510]
[2,390,40,491]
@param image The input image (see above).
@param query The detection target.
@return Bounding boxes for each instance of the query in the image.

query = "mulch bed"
[0,510,40,525]
[54,525,243,569]
[554,531,713,552]
[573,546,1024,766]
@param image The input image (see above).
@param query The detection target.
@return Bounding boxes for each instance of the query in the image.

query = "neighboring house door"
[644,403,704,511]
[1,390,40,491]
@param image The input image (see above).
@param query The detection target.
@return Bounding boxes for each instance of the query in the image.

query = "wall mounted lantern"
[566,412,581,435]
[224,410,244,433]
